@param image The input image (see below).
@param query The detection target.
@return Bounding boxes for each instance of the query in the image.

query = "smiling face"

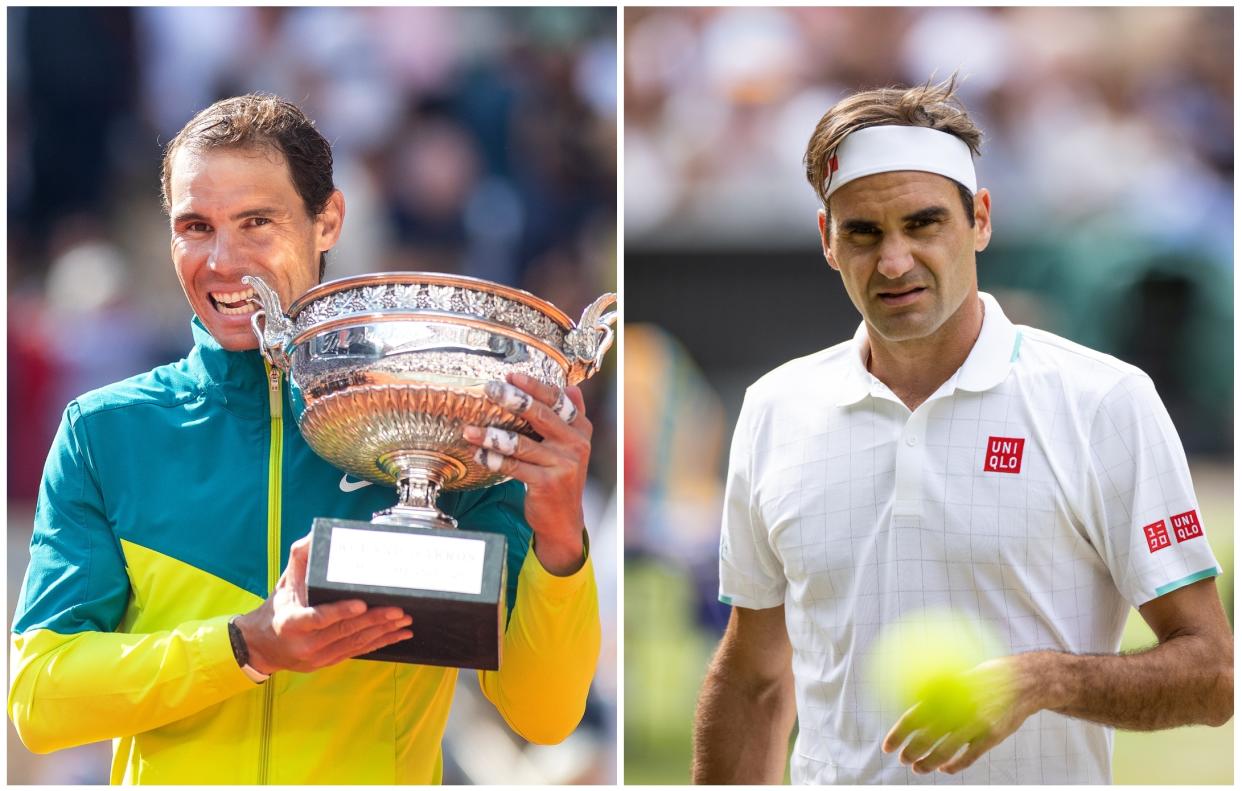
[820,170,991,347]
[168,145,344,351]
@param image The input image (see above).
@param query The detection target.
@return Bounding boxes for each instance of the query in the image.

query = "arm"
[463,374,604,743]
[1040,376,1234,731]
[889,371,1232,774]
[9,617,257,753]
[693,605,796,784]
[478,542,600,744]
[885,577,1233,775]
[1041,576,1232,729]
[7,404,256,753]
[11,557,413,755]
[9,407,414,754]
[12,543,416,756]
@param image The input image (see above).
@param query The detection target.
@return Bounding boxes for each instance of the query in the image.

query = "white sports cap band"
[822,125,977,200]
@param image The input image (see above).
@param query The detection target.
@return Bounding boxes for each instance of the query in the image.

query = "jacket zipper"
[260,362,283,784]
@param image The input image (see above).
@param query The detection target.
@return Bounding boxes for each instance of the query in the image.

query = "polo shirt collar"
[957,291,1020,392]
[833,291,1019,407]
[833,323,877,406]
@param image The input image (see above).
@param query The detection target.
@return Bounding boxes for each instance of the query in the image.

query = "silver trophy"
[245,272,616,669]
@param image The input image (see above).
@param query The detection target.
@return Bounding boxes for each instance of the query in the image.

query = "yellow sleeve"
[477,543,601,744]
[8,615,259,753]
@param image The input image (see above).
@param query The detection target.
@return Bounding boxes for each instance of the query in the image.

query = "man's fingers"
[564,384,586,413]
[483,379,582,439]
[279,598,366,632]
[284,534,313,603]
[355,628,414,659]
[483,380,536,414]
[482,425,520,455]
[882,703,927,753]
[476,447,505,474]
[474,447,546,482]
[940,731,1002,775]
[283,600,401,637]
[911,732,969,774]
[314,605,407,644]
[550,388,579,423]
[461,425,558,466]
[505,372,560,407]
[321,618,413,664]
[898,728,945,767]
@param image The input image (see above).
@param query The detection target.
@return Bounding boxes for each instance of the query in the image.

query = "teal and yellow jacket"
[9,318,600,784]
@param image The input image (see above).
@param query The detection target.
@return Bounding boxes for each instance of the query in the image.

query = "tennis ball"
[870,608,1009,729]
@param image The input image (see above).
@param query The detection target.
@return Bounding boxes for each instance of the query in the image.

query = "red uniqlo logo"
[1144,520,1171,553]
[1170,510,1203,543]
[983,436,1025,474]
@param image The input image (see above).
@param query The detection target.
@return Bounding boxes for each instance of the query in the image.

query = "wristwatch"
[228,617,271,684]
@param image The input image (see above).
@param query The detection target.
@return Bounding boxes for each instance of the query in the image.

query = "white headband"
[822,125,977,199]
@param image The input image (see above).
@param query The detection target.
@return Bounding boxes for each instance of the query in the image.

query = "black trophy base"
[306,517,507,670]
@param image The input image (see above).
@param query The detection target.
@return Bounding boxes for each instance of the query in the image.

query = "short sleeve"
[1084,373,1219,607]
[718,389,786,609]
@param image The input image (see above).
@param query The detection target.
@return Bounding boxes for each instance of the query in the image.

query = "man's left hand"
[881,654,1046,775]
[461,372,591,577]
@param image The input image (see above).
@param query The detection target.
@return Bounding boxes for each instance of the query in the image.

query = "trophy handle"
[565,292,618,385]
[243,274,295,371]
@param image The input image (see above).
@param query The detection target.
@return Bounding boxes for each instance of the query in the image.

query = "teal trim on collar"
[719,594,734,605]
[1010,331,1024,362]
[1154,567,1220,597]
[955,292,1020,392]
[835,292,1018,405]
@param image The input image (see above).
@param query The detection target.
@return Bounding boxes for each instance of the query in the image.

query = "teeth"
[210,286,258,315]
[216,302,257,315]
[210,287,257,304]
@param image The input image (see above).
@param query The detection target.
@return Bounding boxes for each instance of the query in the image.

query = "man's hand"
[881,653,1046,775]
[233,535,412,674]
[461,372,592,577]
[882,578,1233,775]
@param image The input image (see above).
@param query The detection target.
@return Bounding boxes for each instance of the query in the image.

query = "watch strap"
[228,617,271,683]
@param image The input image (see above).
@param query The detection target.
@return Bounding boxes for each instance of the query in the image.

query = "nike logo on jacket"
[340,474,373,492]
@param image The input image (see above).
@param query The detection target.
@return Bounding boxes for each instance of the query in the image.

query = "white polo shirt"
[718,292,1220,784]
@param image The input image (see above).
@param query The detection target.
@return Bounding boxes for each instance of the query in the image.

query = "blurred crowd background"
[624,6,1232,784]
[7,6,616,784]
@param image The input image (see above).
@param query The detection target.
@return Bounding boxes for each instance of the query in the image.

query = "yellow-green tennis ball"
[870,608,1008,729]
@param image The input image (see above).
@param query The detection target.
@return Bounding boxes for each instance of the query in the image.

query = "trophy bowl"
[244,271,614,669]
[245,271,617,528]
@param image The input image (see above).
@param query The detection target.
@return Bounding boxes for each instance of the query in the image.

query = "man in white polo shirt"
[692,79,1233,784]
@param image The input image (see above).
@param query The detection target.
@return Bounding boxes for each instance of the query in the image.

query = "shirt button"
[906,435,918,446]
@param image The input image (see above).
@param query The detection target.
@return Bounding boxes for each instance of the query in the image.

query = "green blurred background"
[623,6,1232,785]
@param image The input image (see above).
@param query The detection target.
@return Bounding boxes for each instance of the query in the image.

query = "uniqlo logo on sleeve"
[1143,520,1170,553]
[1170,510,1203,543]
[983,436,1025,474]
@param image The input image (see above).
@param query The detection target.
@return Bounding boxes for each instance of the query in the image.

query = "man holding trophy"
[9,94,610,784]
